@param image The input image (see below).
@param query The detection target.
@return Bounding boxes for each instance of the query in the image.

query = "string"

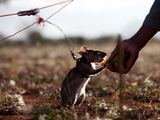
[45,0,73,21]
[0,13,17,17]
[0,22,36,41]
[0,0,75,59]
[0,0,73,41]
[0,0,72,17]
[46,20,75,56]
[39,0,73,10]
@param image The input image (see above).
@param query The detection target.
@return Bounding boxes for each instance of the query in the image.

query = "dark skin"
[107,26,158,73]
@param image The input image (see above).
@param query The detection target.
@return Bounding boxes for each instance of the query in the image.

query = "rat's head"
[78,46,107,62]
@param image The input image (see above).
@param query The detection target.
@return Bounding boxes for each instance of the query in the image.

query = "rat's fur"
[61,47,107,107]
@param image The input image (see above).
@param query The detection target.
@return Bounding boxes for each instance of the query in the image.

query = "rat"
[61,46,107,107]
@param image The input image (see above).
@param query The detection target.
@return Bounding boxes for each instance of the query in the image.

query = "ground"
[0,41,160,120]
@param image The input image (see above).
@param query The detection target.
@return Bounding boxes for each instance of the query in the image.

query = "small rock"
[9,80,16,86]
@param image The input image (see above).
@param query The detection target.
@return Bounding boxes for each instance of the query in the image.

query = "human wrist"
[128,37,146,51]
[128,26,158,50]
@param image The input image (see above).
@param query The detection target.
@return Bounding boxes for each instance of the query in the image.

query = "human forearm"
[107,0,160,73]
[129,26,158,51]
[129,0,160,51]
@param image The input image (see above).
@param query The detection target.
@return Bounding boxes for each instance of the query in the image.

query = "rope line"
[46,21,75,56]
[0,13,17,17]
[0,0,73,41]
[0,0,72,17]
[38,0,72,10]
[45,0,73,21]
[0,0,75,59]
[0,22,36,42]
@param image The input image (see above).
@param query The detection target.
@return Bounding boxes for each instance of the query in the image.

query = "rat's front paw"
[100,54,109,66]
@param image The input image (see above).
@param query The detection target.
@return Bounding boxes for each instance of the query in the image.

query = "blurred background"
[0,1,160,119]
[0,0,159,42]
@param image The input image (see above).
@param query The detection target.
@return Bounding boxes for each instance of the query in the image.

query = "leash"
[46,21,76,60]
[0,0,76,60]
[0,0,73,18]
[0,0,73,42]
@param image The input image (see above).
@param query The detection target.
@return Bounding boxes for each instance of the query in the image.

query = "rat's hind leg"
[78,92,86,106]
[72,94,78,108]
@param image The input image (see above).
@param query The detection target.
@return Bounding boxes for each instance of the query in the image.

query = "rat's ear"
[78,46,89,55]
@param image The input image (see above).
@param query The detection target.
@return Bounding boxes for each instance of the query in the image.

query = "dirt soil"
[0,42,160,120]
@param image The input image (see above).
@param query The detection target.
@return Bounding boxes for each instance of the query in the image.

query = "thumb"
[107,49,118,62]
[106,48,118,71]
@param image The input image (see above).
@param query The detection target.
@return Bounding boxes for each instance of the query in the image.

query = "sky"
[0,0,158,40]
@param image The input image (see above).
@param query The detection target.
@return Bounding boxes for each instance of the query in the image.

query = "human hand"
[107,39,140,73]
[106,26,157,73]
